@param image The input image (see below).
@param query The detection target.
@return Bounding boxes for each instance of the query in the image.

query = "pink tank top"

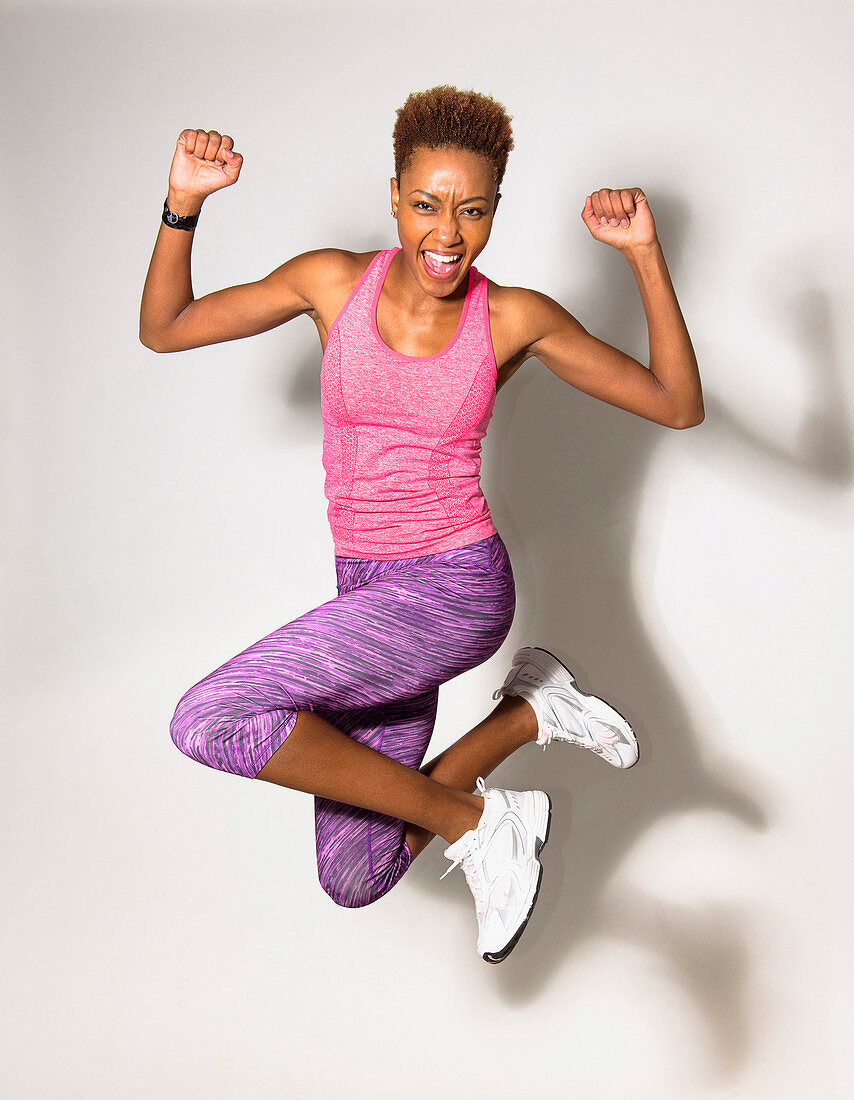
[320,246,498,559]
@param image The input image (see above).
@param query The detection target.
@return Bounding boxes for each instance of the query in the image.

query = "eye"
[463,208,485,217]
[414,201,434,211]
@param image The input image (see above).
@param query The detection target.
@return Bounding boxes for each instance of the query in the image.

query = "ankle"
[445,792,485,845]
[462,791,485,829]
[496,693,540,743]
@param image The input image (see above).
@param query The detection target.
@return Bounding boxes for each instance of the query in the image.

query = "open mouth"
[421,249,463,280]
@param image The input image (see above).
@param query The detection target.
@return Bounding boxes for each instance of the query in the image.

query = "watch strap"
[162,197,200,231]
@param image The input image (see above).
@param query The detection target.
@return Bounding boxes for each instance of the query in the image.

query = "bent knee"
[168,687,261,778]
[169,709,223,774]
[320,874,388,909]
[169,686,211,761]
[318,855,410,909]
[169,689,196,756]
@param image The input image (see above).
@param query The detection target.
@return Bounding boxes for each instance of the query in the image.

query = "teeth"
[424,250,461,264]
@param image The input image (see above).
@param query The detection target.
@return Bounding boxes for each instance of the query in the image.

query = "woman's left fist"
[581,188,657,252]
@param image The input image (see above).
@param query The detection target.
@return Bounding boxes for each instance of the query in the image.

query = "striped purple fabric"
[169,531,516,907]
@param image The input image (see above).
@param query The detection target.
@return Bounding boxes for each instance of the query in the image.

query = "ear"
[493,191,502,215]
[390,176,399,216]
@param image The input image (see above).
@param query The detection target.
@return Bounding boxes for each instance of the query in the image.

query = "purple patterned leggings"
[169,531,516,908]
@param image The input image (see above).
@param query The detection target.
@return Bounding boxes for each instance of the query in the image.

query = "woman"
[139,85,703,964]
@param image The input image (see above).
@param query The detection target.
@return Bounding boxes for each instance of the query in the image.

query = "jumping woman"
[140,85,703,964]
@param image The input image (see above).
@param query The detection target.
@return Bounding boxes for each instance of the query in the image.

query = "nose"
[436,211,462,245]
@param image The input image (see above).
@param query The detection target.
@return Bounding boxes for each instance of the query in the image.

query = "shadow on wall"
[430,245,848,1078]
[270,223,852,1082]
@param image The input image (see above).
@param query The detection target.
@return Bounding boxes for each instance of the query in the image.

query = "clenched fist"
[168,128,243,205]
[581,188,657,253]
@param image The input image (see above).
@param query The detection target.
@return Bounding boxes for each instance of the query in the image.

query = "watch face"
[167,211,178,224]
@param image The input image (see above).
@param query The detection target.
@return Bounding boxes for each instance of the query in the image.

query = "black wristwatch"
[162,197,200,231]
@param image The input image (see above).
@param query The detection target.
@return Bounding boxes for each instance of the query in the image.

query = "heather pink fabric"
[320,247,499,559]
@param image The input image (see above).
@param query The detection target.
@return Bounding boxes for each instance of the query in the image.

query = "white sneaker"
[440,776,551,963]
[492,646,639,769]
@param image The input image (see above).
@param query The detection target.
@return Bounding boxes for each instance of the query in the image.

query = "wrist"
[166,189,204,217]
[624,239,663,263]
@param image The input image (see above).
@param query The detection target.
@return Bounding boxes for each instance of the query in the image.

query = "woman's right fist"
[168,129,243,203]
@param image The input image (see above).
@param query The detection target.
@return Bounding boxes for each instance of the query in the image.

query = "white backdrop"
[2,1,852,1096]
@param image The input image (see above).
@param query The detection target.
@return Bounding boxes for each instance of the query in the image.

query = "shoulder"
[281,248,384,318]
[291,246,382,295]
[310,247,384,280]
[482,277,580,359]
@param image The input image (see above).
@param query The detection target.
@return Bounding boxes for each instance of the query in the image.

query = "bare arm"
[517,187,704,430]
[139,186,203,351]
[139,127,335,353]
[139,217,336,353]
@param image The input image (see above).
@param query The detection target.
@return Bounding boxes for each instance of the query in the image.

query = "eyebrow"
[408,190,490,206]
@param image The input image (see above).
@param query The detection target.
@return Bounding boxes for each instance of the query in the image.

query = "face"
[390,145,500,297]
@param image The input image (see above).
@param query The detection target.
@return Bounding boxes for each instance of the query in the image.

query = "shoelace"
[495,662,625,760]
[495,672,604,754]
[538,714,604,754]
[439,778,489,920]
[493,667,553,749]
[440,845,488,920]
[537,724,559,751]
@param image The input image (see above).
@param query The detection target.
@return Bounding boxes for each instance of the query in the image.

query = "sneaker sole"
[482,793,552,964]
[524,645,639,768]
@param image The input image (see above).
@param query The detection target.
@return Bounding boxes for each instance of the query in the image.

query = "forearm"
[625,242,704,426]
[138,188,204,349]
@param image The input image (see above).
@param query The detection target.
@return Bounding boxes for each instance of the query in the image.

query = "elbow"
[669,398,708,426]
[669,405,705,429]
[139,330,166,353]
[670,383,706,427]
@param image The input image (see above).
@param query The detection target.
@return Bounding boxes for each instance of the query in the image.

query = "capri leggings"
[169,531,516,908]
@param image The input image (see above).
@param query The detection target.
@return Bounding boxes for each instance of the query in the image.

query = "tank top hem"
[333,515,497,561]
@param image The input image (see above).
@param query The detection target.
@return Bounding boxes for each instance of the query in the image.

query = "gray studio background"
[2,0,852,1097]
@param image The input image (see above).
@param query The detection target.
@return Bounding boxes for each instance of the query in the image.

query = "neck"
[386,247,469,316]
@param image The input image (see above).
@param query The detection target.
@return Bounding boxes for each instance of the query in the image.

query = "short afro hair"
[392,84,514,193]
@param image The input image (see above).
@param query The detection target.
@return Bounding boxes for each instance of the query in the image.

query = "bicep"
[153,249,333,353]
[523,290,676,427]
